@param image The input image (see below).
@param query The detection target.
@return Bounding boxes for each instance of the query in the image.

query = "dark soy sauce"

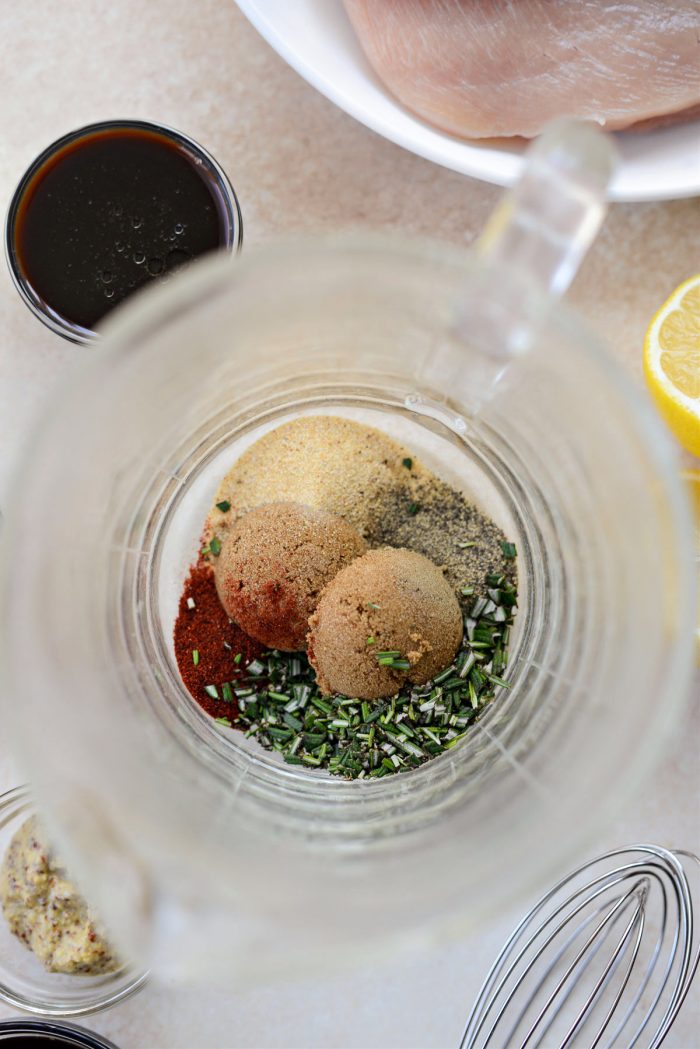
[12,127,230,331]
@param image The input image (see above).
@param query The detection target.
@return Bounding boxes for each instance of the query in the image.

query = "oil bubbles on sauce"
[10,125,235,333]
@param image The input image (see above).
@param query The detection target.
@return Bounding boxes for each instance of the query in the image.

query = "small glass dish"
[0,785,147,1017]
[4,118,242,344]
[0,1018,120,1047]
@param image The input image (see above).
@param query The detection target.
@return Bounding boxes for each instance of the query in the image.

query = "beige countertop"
[0,3,698,1047]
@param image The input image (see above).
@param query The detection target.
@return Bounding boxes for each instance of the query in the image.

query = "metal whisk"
[461,845,699,1049]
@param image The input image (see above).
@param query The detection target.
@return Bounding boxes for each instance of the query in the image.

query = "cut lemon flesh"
[644,275,700,458]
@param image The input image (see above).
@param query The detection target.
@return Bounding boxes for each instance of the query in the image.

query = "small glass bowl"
[4,118,242,345]
[0,786,147,1017]
[0,1018,121,1047]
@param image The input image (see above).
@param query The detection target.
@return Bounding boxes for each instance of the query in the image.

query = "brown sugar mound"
[215,502,367,652]
[308,547,462,700]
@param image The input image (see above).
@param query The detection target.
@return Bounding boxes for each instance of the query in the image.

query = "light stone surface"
[0,3,698,1046]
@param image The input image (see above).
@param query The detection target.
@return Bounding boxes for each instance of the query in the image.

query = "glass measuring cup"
[0,124,694,984]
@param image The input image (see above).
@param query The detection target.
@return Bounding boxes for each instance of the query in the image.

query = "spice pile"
[207,415,422,542]
[1,817,121,975]
[173,416,518,778]
[173,565,263,724]
[370,470,517,594]
[308,546,463,699]
[214,502,367,652]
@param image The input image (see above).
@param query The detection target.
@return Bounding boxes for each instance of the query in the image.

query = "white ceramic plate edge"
[236,0,700,203]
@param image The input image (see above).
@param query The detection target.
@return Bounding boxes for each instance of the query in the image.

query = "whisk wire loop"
[461,845,699,1049]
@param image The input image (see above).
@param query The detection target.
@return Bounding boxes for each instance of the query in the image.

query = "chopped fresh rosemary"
[501,540,517,559]
[201,535,223,558]
[402,457,413,470]
[216,563,518,779]
[407,502,420,516]
[192,649,200,666]
[375,648,411,672]
[216,500,231,512]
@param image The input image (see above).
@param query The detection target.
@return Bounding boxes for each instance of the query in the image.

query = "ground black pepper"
[368,472,517,594]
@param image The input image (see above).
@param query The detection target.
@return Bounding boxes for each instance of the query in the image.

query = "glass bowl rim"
[0,784,148,1018]
[0,1017,121,1048]
[3,117,243,345]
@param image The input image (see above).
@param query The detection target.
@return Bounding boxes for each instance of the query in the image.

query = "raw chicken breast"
[344,0,700,139]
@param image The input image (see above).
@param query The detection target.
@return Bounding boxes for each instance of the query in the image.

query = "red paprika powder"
[173,563,263,722]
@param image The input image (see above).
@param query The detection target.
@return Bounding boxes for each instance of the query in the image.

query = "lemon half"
[644,274,700,458]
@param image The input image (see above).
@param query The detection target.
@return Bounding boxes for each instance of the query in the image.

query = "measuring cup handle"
[478,119,617,299]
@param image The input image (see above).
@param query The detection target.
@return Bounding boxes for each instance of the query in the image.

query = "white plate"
[237,0,700,202]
